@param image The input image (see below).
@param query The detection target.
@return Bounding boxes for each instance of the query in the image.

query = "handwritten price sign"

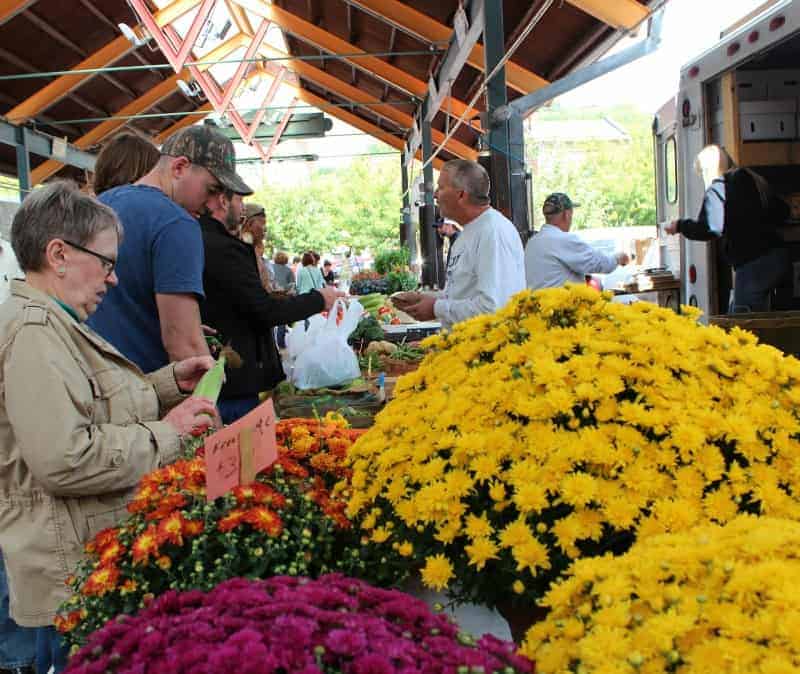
[205,399,278,501]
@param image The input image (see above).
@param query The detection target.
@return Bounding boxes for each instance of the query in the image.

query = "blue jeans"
[0,552,36,669]
[218,396,260,425]
[732,246,791,313]
[35,626,68,674]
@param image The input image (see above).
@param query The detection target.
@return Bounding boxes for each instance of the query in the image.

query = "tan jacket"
[0,281,185,626]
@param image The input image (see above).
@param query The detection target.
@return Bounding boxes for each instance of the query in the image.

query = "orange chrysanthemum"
[242,506,283,536]
[99,540,126,566]
[145,493,188,521]
[55,610,82,633]
[131,525,159,565]
[81,565,120,597]
[183,519,204,537]
[217,509,247,533]
[156,511,186,547]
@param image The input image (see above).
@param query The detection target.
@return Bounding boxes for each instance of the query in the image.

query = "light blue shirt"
[524,224,619,290]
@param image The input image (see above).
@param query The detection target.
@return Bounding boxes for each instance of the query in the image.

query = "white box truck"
[654,0,800,317]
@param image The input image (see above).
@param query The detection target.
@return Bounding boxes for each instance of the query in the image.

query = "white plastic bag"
[292,299,363,389]
[286,313,326,364]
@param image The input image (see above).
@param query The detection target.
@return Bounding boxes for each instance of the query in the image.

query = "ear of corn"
[192,355,226,403]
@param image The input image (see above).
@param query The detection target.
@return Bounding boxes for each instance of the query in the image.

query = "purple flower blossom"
[64,575,532,674]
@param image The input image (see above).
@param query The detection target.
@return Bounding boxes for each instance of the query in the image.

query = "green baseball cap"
[161,124,253,196]
[542,192,579,215]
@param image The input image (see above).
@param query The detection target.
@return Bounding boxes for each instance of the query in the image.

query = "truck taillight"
[727,42,740,56]
[770,16,786,31]
[682,99,691,117]
[748,30,760,44]
[688,65,700,78]
[689,265,697,284]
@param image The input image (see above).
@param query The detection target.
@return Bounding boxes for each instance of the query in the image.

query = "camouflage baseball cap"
[542,192,579,215]
[243,202,265,219]
[161,124,253,196]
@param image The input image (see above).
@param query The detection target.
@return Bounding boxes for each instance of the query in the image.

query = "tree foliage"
[527,105,657,231]
[253,154,401,255]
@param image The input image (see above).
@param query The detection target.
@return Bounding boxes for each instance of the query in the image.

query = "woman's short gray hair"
[442,159,491,206]
[11,181,123,272]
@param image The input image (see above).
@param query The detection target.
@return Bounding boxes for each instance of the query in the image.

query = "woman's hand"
[174,355,216,393]
[163,396,221,436]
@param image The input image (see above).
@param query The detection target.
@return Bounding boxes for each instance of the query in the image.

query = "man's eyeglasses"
[63,240,116,275]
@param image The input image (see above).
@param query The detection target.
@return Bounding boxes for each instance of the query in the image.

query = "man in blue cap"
[525,192,629,290]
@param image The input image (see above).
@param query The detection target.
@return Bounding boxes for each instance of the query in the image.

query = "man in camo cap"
[88,123,253,373]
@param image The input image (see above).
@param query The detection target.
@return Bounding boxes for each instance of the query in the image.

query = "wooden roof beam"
[30,37,241,185]
[345,0,548,95]
[233,0,482,130]
[566,0,649,31]
[0,0,35,26]
[257,43,477,160]
[5,0,201,124]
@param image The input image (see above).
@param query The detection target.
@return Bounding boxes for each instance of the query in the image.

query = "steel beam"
[5,0,202,124]
[244,68,286,143]
[419,102,438,288]
[346,0,548,95]
[0,120,97,199]
[219,19,271,112]
[505,10,664,119]
[155,102,214,143]
[263,98,297,162]
[400,154,415,260]
[257,43,477,159]
[567,0,649,31]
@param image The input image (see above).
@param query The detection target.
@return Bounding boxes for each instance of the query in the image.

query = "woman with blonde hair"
[665,144,789,312]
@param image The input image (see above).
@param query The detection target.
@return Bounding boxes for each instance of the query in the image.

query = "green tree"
[527,105,656,231]
[253,152,401,256]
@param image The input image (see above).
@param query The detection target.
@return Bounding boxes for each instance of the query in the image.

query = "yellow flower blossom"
[421,553,454,591]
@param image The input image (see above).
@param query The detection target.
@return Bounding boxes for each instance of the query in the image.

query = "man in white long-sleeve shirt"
[525,193,629,290]
[395,159,525,329]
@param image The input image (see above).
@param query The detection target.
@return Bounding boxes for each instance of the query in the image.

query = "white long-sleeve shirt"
[524,224,619,289]
[433,208,525,329]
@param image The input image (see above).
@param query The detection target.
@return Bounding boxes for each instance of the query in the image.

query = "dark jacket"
[199,215,325,398]
[677,168,788,268]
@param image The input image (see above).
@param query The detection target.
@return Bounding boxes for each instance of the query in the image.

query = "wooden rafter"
[0,0,35,26]
[567,0,649,31]
[5,0,201,124]
[234,0,482,130]
[346,0,549,95]
[30,37,241,185]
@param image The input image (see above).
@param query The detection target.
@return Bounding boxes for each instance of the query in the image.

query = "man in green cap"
[88,123,253,372]
[524,192,629,290]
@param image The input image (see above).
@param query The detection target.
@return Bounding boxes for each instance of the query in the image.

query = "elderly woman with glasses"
[0,182,220,673]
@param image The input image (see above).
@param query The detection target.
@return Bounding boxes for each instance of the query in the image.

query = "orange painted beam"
[567,0,649,30]
[235,0,481,130]
[347,0,548,95]
[258,44,477,160]
[6,0,202,124]
[154,102,213,144]
[31,38,242,184]
[0,0,35,25]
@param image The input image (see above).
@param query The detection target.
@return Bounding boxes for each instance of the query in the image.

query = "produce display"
[345,284,800,617]
[525,515,800,674]
[349,248,418,297]
[64,576,533,674]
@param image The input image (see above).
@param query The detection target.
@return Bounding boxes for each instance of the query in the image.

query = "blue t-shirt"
[88,185,205,373]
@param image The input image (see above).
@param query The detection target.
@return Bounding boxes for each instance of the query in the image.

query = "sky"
[558,0,778,111]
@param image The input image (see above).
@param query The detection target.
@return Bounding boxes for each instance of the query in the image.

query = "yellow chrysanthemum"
[421,553,454,591]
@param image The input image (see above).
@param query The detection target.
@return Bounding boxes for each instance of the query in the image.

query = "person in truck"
[664,144,790,313]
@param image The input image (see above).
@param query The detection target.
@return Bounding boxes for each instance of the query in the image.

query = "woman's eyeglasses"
[63,240,115,275]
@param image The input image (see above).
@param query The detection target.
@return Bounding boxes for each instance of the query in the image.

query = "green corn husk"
[193,355,226,403]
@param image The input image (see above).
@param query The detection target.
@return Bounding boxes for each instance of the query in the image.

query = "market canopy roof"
[0,0,659,185]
